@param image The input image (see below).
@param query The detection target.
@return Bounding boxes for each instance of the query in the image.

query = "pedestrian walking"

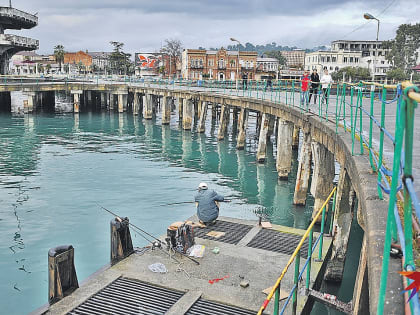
[309,69,320,104]
[300,70,310,106]
[320,69,333,104]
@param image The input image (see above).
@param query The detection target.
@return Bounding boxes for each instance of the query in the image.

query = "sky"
[7,0,420,56]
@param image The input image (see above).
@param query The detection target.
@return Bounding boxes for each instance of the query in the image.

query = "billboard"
[134,53,162,69]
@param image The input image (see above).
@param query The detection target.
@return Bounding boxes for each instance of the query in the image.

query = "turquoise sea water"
[0,110,361,314]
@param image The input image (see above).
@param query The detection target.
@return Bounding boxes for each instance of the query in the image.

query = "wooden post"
[48,245,79,305]
[110,217,134,265]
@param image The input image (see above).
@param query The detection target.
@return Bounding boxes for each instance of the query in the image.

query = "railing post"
[318,203,327,260]
[306,229,313,290]
[329,190,337,235]
[377,87,387,199]
[274,285,280,315]
[350,86,355,155]
[292,250,300,315]
[369,85,376,171]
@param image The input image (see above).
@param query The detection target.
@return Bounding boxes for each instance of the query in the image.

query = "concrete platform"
[43,216,332,315]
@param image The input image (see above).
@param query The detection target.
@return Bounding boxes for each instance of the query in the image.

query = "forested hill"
[198,42,328,55]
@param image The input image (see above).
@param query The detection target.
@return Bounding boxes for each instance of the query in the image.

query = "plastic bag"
[148,263,167,273]
[187,245,205,258]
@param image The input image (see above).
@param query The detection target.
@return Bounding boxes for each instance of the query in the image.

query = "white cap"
[198,182,208,190]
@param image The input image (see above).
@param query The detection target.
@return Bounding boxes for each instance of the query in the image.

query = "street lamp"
[230,37,241,90]
[364,13,380,82]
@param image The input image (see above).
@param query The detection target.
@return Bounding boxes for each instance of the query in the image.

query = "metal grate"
[193,220,252,245]
[186,298,256,315]
[68,277,184,315]
[246,229,309,258]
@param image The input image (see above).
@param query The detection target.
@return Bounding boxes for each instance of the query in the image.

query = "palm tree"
[54,45,65,73]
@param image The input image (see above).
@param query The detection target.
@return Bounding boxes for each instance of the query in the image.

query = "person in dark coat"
[242,73,248,90]
[309,69,320,104]
[194,183,224,225]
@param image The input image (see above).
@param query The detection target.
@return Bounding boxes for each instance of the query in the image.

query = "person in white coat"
[320,69,333,104]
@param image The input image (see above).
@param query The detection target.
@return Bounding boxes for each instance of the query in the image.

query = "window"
[327,56,331,62]
[321,56,325,62]
[344,57,348,63]
[381,61,385,64]
[355,58,359,63]
[332,57,337,62]
[350,57,354,63]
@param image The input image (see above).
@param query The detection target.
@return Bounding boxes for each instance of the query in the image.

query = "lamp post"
[364,13,380,82]
[230,37,241,90]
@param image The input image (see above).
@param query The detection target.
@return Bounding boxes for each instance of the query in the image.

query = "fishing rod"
[160,199,233,207]
[97,203,200,265]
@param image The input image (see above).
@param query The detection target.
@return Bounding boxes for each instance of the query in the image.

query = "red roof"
[412,64,420,71]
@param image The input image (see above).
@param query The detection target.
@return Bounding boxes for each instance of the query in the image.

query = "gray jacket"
[194,189,224,223]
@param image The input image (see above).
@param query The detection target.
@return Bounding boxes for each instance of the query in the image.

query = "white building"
[305,40,392,81]
[88,52,111,74]
[256,57,279,80]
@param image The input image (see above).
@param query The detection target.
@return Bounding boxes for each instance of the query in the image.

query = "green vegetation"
[160,39,183,78]
[264,50,287,66]
[331,66,371,82]
[53,45,65,73]
[109,41,133,75]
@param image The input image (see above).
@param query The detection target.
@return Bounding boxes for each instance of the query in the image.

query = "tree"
[77,61,84,74]
[386,68,408,82]
[109,41,132,75]
[264,51,287,66]
[160,39,183,78]
[54,45,65,73]
[331,66,371,82]
[383,23,420,71]
[46,64,51,74]
[63,64,69,74]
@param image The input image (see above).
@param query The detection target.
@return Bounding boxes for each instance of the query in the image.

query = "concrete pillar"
[178,98,183,120]
[110,94,116,111]
[100,93,106,109]
[217,105,229,141]
[143,94,153,119]
[352,236,369,314]
[182,98,194,130]
[267,114,276,139]
[310,141,335,219]
[292,125,300,149]
[162,96,171,125]
[133,93,140,115]
[256,113,270,163]
[197,100,202,119]
[325,168,352,281]
[236,108,248,150]
[71,90,82,114]
[276,118,294,179]
[211,103,217,120]
[197,101,208,133]
[23,92,36,114]
[117,94,126,113]
[293,132,312,205]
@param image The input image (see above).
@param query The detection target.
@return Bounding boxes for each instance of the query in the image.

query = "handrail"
[257,187,337,315]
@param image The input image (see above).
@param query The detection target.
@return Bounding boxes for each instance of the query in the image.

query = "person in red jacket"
[300,70,310,106]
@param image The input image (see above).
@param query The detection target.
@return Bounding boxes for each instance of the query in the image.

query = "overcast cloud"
[7,0,420,56]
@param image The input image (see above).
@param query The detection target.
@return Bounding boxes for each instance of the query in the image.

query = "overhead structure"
[0,6,38,74]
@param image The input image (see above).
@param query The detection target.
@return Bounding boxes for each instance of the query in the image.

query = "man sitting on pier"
[195,183,224,226]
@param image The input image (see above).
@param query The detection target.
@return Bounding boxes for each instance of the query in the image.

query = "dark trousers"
[321,88,329,103]
[309,87,318,103]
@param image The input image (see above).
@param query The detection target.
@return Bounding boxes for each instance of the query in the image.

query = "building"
[305,40,392,81]
[88,52,112,74]
[64,51,92,73]
[0,6,39,74]
[181,48,258,81]
[10,51,59,75]
[255,57,279,80]
[280,50,306,69]
[134,53,180,78]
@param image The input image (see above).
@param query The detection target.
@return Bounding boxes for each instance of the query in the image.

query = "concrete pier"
[23,92,36,114]
[71,91,82,113]
[178,98,183,120]
[162,96,171,125]
[117,93,126,113]
[310,142,335,220]
[197,101,208,133]
[292,125,300,149]
[217,105,229,141]
[236,108,248,150]
[276,118,294,179]
[293,132,312,205]
[182,98,194,130]
[256,113,270,163]
[132,93,140,115]
[100,93,107,109]
[325,168,352,281]
[143,94,153,119]
[267,114,276,138]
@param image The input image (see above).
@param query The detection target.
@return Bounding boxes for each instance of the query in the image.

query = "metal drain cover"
[246,229,309,258]
[193,220,252,245]
[186,298,256,315]
[68,277,184,315]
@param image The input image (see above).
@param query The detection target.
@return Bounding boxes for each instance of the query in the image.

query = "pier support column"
[143,94,153,119]
[276,118,294,179]
[110,94,116,111]
[23,92,36,114]
[197,100,202,119]
[310,141,335,220]
[212,103,218,120]
[267,114,276,139]
[71,90,82,113]
[133,93,140,115]
[236,108,248,150]
[197,101,208,133]
[256,113,270,163]
[162,96,171,125]
[100,92,107,109]
[292,125,300,149]
[325,168,352,281]
[182,98,194,130]
[217,105,229,141]
[117,93,127,113]
[293,132,312,205]
[178,98,183,120]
